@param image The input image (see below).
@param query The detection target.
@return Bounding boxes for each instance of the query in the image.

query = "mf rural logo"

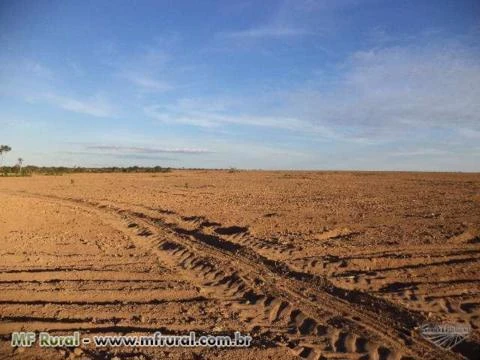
[420,323,471,350]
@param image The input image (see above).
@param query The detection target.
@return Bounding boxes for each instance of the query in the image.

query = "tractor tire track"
[1,191,466,360]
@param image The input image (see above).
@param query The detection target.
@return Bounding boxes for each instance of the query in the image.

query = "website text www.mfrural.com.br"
[11,331,252,348]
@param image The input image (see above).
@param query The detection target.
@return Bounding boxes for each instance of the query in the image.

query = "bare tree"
[17,157,24,173]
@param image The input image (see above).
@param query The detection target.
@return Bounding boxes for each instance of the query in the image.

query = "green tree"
[0,145,12,167]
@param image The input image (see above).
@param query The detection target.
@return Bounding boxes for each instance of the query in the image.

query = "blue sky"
[1,0,479,170]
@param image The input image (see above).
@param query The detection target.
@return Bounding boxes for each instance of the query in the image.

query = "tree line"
[0,144,170,176]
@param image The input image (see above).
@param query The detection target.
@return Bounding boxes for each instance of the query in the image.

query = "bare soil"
[0,171,479,360]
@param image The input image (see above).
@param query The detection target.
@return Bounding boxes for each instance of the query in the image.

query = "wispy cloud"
[0,57,118,118]
[23,60,54,79]
[219,0,316,40]
[143,103,321,133]
[0,58,53,96]
[278,41,480,141]
[42,93,116,118]
[221,25,310,39]
[457,128,480,139]
[106,42,175,92]
[145,38,480,145]
[65,151,175,161]
[119,71,172,92]
[87,145,210,154]
[388,149,449,157]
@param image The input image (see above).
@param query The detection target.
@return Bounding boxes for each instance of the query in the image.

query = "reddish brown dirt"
[0,171,479,360]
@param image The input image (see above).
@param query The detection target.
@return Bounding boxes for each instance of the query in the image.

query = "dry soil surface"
[0,171,479,360]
